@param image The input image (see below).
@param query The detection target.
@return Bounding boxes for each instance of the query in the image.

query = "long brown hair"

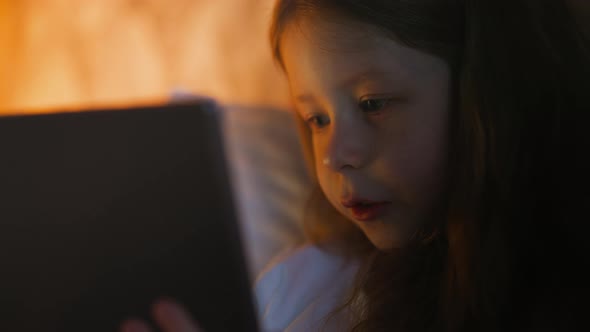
[270,0,590,331]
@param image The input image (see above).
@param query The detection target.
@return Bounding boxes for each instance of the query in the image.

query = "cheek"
[312,143,330,186]
[404,137,447,191]
[315,161,335,194]
[396,68,450,194]
[382,112,449,204]
[312,144,343,207]
[311,136,333,179]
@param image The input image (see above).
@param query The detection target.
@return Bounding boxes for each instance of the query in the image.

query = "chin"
[363,227,409,251]
[366,233,400,251]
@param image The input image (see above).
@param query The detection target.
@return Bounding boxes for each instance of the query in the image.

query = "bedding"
[171,91,311,279]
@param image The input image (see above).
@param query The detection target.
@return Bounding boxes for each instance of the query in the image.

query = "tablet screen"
[0,102,258,332]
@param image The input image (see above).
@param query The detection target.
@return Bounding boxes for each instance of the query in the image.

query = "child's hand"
[120,298,203,332]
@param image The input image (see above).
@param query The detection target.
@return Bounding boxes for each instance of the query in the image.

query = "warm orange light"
[0,0,289,115]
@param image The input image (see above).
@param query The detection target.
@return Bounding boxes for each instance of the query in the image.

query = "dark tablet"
[0,101,258,332]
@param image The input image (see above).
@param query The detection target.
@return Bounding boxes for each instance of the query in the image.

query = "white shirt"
[254,245,359,332]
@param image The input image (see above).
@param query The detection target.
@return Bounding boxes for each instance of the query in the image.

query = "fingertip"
[151,297,178,320]
[120,318,153,332]
[152,297,202,332]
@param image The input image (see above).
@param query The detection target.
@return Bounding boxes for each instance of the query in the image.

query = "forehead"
[280,15,444,92]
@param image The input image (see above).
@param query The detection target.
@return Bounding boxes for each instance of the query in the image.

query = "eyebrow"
[339,68,398,89]
[294,68,400,105]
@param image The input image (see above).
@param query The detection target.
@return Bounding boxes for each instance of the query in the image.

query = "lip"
[341,198,391,222]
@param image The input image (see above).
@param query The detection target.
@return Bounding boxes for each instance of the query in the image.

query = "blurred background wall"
[0,0,291,113]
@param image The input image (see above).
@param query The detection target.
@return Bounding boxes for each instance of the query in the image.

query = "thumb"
[152,298,203,332]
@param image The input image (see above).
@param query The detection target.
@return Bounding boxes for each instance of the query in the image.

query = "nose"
[323,114,373,171]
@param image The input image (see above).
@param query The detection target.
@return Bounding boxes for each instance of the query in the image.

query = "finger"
[120,318,154,332]
[152,298,202,332]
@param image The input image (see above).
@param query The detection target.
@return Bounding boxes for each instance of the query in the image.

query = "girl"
[121,0,589,331]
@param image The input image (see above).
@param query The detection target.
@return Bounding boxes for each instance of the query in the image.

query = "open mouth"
[343,200,391,222]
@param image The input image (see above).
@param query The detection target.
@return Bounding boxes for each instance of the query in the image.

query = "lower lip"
[350,202,391,221]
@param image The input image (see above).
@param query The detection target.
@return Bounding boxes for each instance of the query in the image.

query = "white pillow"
[221,104,311,279]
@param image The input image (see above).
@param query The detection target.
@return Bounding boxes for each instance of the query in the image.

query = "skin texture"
[281,15,451,250]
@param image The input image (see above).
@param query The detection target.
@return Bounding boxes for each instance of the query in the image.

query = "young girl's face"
[281,15,451,250]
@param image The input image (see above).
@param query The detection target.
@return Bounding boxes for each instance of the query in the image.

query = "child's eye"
[306,114,330,129]
[358,98,392,113]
